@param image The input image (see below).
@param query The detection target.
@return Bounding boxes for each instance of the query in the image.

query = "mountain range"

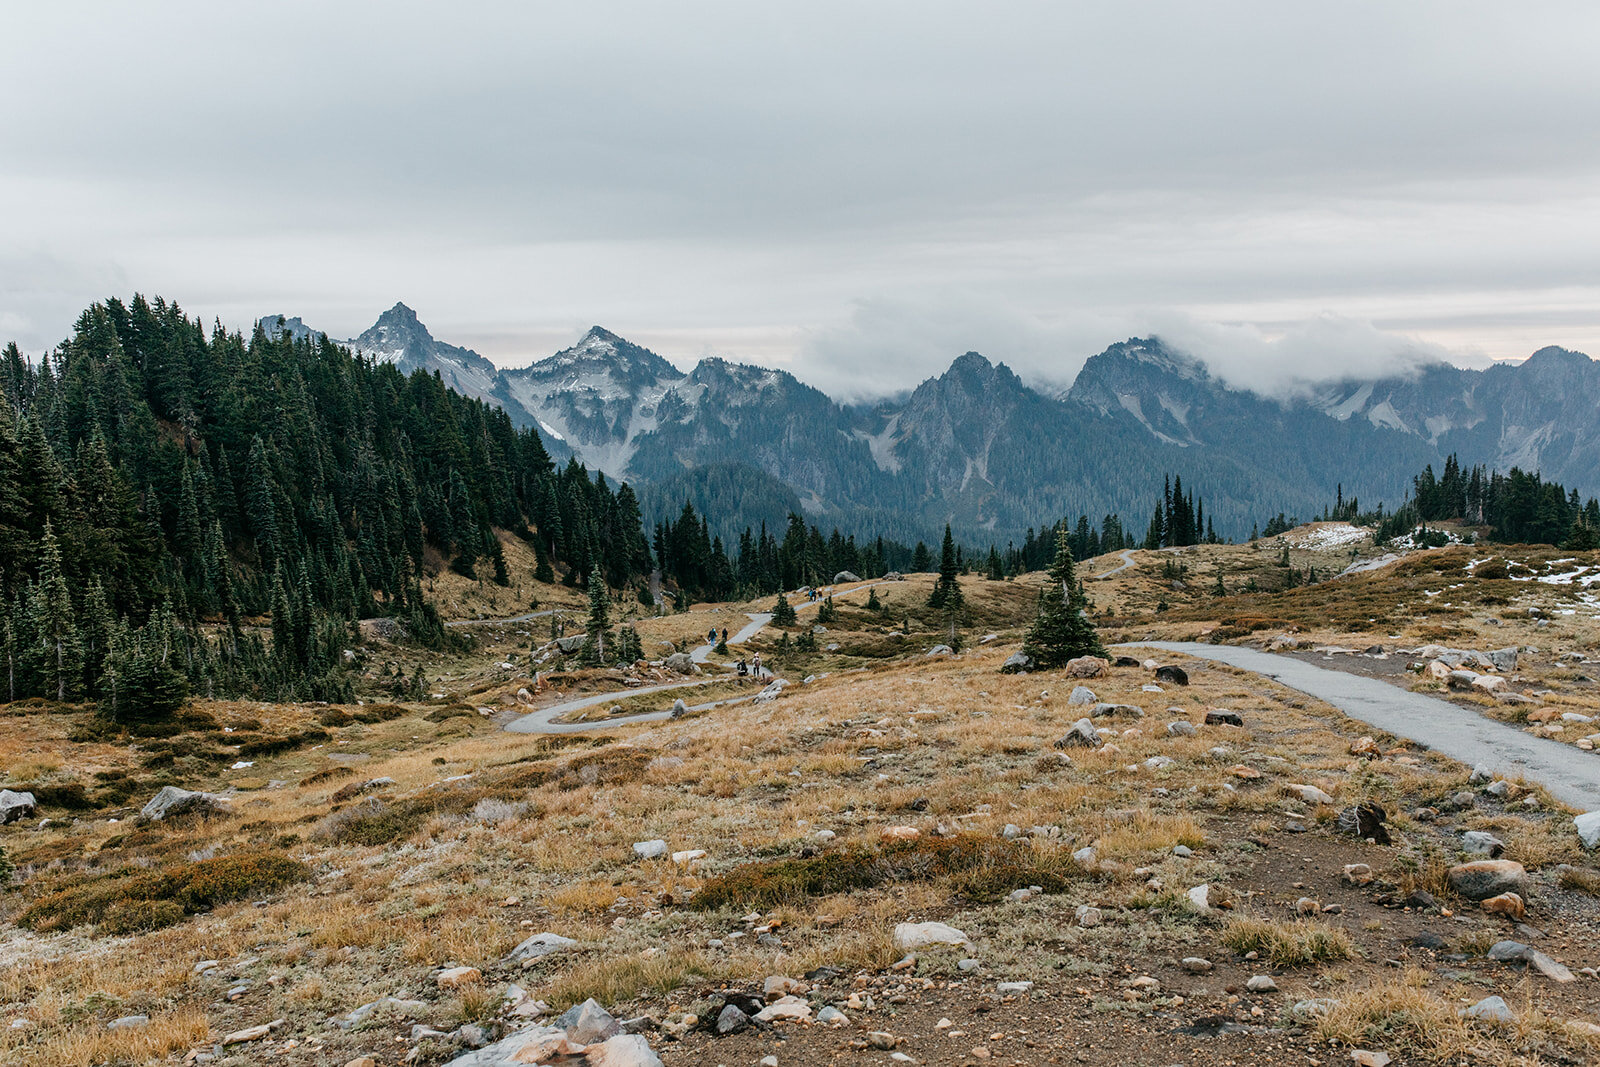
[259,305,1600,545]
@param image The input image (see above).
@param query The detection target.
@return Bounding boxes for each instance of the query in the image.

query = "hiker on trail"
[707,627,717,645]
[721,627,729,644]
[752,651,763,678]
[736,658,748,677]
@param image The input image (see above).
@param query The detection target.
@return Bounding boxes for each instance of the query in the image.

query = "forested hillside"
[0,296,647,710]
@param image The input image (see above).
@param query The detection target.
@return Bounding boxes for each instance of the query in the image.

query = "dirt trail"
[1129,641,1600,811]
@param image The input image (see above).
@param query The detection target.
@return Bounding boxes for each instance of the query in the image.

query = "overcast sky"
[5,2,1600,400]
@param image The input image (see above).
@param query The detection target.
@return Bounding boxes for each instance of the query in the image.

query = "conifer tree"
[28,522,80,701]
[1016,527,1105,670]
[772,591,797,626]
[865,587,882,612]
[581,554,612,665]
[927,524,964,609]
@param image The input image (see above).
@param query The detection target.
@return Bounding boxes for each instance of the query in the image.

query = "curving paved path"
[1099,550,1138,577]
[506,580,898,734]
[1127,641,1600,811]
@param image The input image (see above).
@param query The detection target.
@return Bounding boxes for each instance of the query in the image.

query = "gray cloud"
[4,3,1600,389]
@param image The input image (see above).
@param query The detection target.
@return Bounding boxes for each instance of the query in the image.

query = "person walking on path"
[752,652,763,678]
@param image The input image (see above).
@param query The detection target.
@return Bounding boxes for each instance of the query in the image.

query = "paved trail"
[1128,641,1600,811]
[506,580,897,734]
[1099,550,1138,577]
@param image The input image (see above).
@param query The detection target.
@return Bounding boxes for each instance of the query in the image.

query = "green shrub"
[17,852,309,932]
[690,834,1078,911]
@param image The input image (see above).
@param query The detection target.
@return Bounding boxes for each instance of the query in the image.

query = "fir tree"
[865,586,882,612]
[1016,527,1105,670]
[927,524,964,609]
[580,554,612,665]
[28,522,80,701]
[772,591,797,626]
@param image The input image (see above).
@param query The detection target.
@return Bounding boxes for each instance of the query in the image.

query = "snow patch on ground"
[1291,523,1370,551]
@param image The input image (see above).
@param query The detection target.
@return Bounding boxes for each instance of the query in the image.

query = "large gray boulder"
[833,571,862,584]
[556,998,621,1044]
[752,679,789,705]
[1576,810,1600,850]
[1447,860,1528,901]
[1054,718,1102,749]
[1484,647,1519,673]
[1000,651,1033,674]
[555,635,586,653]
[663,652,696,675]
[505,932,578,964]
[140,786,227,821]
[0,789,37,825]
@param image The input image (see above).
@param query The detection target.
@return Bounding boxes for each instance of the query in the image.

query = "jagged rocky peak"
[351,301,434,357]
[516,326,686,399]
[257,314,318,343]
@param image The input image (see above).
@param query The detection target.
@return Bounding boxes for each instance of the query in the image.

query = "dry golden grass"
[1220,914,1356,966]
[3,563,1594,1062]
[1315,969,1472,1060]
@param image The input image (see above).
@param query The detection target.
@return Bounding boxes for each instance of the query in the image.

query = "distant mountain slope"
[260,305,1600,544]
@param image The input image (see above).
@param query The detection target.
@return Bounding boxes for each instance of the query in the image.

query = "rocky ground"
[1,538,1599,1067]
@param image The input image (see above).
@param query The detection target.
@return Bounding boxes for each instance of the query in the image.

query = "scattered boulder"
[1447,670,1480,690]
[1054,719,1102,749]
[140,786,227,821]
[926,645,954,657]
[1001,652,1033,674]
[1067,685,1097,705]
[715,1004,750,1035]
[1447,860,1528,901]
[834,571,862,584]
[1246,975,1278,993]
[555,635,587,654]
[1181,957,1213,974]
[1471,675,1507,693]
[1461,831,1505,858]
[1091,702,1144,719]
[752,679,789,705]
[1285,784,1335,806]
[754,995,812,1023]
[436,966,481,988]
[1065,656,1109,679]
[1575,810,1600,850]
[1462,996,1514,1024]
[1153,665,1189,686]
[106,1015,149,1030]
[1204,709,1243,727]
[1480,892,1525,921]
[1349,736,1381,757]
[0,789,37,825]
[506,932,578,964]
[1075,905,1102,927]
[1166,720,1197,737]
[894,921,971,951]
[663,652,696,674]
[632,839,669,860]
[222,1019,283,1045]
[1485,647,1519,673]
[670,699,688,719]
[557,998,623,1044]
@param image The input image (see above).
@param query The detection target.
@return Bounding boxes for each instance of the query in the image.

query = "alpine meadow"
[4,7,1600,1067]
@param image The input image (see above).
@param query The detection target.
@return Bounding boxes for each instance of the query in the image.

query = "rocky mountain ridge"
[258,307,1599,542]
